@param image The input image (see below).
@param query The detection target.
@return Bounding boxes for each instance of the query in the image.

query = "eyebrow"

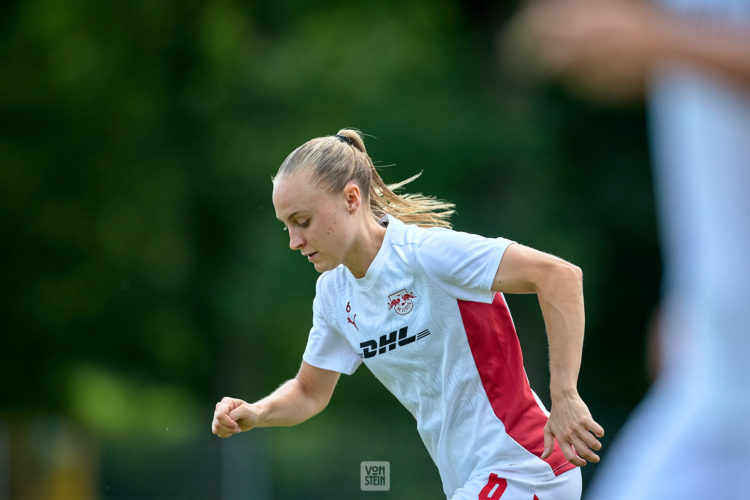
[277,210,304,222]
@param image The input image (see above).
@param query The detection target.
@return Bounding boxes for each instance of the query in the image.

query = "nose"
[288,228,304,251]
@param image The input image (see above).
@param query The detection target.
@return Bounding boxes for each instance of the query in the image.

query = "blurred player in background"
[504,0,750,498]
[212,129,604,499]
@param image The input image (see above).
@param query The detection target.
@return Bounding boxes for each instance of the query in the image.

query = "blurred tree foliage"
[0,0,660,496]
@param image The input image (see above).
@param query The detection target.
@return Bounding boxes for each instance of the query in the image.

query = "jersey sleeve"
[416,227,515,303]
[302,276,363,375]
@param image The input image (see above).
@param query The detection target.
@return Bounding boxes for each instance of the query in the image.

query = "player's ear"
[343,182,362,213]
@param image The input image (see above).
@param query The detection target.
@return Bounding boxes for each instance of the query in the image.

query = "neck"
[344,215,387,279]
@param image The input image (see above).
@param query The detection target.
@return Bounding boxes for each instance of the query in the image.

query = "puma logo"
[347,314,358,331]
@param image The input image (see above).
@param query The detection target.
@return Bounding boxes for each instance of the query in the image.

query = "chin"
[313,260,338,273]
[312,261,330,273]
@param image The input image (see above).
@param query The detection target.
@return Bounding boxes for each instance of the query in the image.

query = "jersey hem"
[550,461,577,476]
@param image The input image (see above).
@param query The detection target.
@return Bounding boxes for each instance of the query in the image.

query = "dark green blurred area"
[0,0,660,498]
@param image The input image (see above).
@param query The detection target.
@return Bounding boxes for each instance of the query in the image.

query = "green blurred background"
[0,0,660,498]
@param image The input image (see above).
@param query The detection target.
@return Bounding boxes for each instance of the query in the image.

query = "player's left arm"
[492,243,605,466]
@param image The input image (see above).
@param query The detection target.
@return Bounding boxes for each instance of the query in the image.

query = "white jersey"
[303,215,575,498]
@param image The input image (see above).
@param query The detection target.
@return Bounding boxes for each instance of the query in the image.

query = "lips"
[305,252,318,262]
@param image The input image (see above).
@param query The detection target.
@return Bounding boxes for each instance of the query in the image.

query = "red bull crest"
[387,289,417,315]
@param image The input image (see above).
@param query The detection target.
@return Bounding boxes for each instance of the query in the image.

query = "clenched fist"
[211,396,263,438]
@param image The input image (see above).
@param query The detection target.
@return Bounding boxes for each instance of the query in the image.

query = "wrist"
[550,383,579,401]
[252,401,271,427]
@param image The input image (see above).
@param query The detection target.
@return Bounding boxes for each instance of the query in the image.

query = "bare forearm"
[254,378,327,428]
[536,264,585,398]
[659,11,750,86]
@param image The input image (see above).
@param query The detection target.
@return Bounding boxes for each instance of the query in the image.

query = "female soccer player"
[212,129,604,500]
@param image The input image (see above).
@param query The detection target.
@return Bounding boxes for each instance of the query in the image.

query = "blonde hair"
[274,128,455,228]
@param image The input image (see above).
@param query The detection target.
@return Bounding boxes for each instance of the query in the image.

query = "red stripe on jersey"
[458,294,575,476]
[479,473,507,499]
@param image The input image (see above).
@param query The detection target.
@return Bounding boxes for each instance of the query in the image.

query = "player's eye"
[297,219,310,228]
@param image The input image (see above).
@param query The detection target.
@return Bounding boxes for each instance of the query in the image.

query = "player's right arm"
[212,361,340,438]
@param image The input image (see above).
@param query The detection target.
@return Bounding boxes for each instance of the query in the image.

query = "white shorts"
[451,468,581,500]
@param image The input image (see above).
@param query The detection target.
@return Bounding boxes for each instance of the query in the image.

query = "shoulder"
[386,217,505,264]
[414,225,493,257]
[415,226,515,285]
[385,215,445,251]
[386,216,428,243]
[387,217,490,248]
[382,217,439,267]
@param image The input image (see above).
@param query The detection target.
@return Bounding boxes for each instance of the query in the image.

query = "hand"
[503,0,667,102]
[212,397,263,438]
[542,391,605,466]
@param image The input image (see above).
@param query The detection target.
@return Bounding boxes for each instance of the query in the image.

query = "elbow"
[568,262,583,282]
[538,260,583,294]
[310,394,331,418]
[558,262,583,295]
[295,376,332,416]
[558,261,583,285]
[311,387,333,414]
[318,394,333,413]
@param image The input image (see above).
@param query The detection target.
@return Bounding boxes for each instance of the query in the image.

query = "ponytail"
[275,128,455,229]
